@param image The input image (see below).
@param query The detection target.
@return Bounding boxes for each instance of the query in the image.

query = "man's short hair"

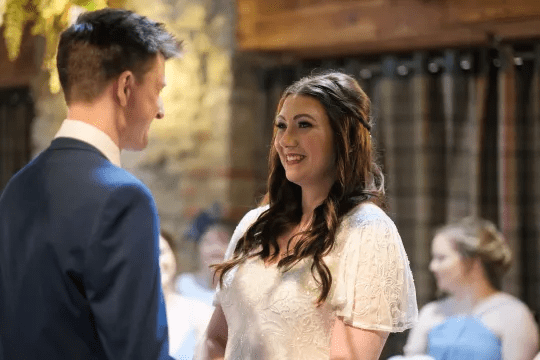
[57,8,181,104]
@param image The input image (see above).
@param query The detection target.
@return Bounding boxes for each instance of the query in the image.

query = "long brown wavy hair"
[213,71,386,304]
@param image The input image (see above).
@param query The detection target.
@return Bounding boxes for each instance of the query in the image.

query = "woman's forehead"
[279,95,326,117]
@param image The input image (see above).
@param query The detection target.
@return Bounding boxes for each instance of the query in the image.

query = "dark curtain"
[0,87,34,193]
[511,45,540,311]
[256,43,540,357]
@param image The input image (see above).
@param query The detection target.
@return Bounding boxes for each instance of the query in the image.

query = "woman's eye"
[275,122,286,129]
[298,121,312,128]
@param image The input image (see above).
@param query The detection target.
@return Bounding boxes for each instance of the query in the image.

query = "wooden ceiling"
[236,0,540,58]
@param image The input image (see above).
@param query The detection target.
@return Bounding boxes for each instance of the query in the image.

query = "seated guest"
[400,217,538,360]
[175,207,233,306]
[160,231,213,360]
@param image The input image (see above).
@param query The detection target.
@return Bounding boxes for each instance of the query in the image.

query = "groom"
[0,8,180,359]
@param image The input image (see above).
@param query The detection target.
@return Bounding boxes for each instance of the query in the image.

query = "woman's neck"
[300,182,332,218]
[452,282,498,309]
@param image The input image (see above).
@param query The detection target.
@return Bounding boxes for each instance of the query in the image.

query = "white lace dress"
[215,202,418,360]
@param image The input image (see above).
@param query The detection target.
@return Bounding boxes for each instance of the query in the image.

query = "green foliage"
[1,0,108,92]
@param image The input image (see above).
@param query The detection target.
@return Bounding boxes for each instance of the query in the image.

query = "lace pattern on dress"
[214,203,418,360]
[330,203,418,332]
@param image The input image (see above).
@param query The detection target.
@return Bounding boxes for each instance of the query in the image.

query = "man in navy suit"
[0,8,181,359]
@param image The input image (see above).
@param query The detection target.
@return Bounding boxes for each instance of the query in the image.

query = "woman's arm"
[499,303,539,360]
[330,317,389,360]
[197,304,228,360]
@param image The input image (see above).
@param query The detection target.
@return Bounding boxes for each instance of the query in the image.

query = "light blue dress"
[403,292,539,360]
[428,316,501,360]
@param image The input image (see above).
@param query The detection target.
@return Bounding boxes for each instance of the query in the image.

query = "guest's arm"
[500,302,539,360]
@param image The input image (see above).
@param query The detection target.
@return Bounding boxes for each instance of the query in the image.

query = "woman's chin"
[435,282,449,293]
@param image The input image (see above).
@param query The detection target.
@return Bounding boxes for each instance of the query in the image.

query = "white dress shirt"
[54,119,121,167]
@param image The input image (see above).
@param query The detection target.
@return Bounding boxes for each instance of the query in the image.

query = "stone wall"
[123,0,251,272]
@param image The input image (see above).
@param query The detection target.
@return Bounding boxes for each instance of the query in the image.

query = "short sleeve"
[213,206,268,305]
[330,206,418,332]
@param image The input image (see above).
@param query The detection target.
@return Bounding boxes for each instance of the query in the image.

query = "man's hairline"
[66,52,167,104]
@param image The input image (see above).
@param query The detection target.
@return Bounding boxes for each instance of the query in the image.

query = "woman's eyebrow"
[275,113,317,121]
[293,113,317,121]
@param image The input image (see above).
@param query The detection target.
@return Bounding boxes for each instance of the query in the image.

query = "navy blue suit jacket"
[0,138,172,359]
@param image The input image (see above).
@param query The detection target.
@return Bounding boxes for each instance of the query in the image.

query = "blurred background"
[1,0,539,356]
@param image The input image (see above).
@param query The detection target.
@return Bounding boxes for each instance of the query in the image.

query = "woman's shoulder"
[479,292,539,346]
[492,291,527,304]
[338,202,399,242]
[480,292,534,314]
[343,202,395,228]
[235,205,268,233]
[223,205,268,260]
[425,293,534,319]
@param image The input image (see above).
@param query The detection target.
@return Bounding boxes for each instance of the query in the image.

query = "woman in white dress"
[198,71,418,360]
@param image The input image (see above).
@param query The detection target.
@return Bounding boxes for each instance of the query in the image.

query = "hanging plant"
[1,0,111,93]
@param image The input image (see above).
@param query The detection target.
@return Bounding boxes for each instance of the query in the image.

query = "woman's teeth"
[287,155,304,162]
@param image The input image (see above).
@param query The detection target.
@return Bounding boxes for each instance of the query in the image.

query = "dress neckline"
[442,292,505,317]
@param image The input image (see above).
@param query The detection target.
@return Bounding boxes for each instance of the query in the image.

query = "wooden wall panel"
[237,0,540,57]
[445,0,540,25]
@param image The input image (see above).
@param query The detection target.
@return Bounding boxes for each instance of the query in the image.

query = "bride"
[198,71,418,360]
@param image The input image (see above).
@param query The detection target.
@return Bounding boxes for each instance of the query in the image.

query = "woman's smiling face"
[274,95,336,189]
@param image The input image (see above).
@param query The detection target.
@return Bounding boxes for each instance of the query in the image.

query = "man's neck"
[66,97,120,148]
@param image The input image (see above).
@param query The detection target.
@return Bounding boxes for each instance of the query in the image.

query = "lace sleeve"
[213,206,268,305]
[330,206,418,332]
[223,205,268,261]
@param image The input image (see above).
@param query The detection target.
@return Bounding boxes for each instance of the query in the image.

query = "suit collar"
[53,120,121,167]
[49,137,109,162]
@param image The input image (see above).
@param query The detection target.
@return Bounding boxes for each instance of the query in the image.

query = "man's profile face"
[121,53,166,150]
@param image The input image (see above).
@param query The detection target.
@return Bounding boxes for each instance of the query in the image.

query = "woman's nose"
[279,127,297,147]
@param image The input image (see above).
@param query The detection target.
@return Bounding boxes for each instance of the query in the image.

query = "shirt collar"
[54,119,121,167]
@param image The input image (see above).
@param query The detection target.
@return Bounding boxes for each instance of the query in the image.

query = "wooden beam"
[445,0,540,25]
[236,0,540,57]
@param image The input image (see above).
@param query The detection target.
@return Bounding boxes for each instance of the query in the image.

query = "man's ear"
[116,71,134,106]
